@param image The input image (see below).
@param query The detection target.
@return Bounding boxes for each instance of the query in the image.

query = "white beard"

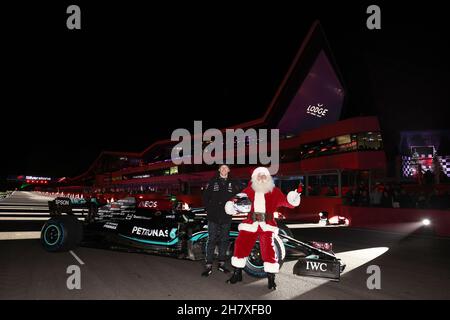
[251,176,275,194]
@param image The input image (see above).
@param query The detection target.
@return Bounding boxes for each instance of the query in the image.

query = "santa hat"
[251,167,271,179]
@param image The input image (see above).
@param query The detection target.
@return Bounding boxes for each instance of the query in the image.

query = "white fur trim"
[238,222,279,234]
[225,201,237,215]
[287,191,301,206]
[254,191,266,213]
[258,222,279,235]
[238,222,259,233]
[251,167,271,178]
[231,256,247,268]
[264,262,280,273]
[274,234,286,260]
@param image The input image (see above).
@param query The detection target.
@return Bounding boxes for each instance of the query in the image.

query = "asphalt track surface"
[1,192,450,299]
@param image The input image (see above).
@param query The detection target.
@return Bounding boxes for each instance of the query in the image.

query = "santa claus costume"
[224,167,301,290]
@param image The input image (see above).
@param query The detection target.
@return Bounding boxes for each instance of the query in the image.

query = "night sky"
[1,1,449,184]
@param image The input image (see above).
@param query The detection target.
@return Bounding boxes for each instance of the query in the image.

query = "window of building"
[279,177,304,194]
[307,174,338,196]
[356,132,383,151]
[297,131,382,161]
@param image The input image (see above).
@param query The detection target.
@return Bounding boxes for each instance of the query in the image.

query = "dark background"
[1,1,449,184]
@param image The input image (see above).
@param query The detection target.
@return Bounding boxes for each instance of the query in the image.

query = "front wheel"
[243,234,285,278]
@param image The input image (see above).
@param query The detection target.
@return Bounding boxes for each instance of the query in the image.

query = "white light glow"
[255,246,390,299]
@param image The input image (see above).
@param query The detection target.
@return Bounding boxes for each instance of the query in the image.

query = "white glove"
[287,190,301,206]
[225,201,237,215]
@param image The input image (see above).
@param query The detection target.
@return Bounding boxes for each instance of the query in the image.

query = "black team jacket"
[202,174,242,224]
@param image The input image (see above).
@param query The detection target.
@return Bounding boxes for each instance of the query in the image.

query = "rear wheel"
[41,216,83,252]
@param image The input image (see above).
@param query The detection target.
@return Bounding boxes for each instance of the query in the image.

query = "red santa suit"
[225,167,301,273]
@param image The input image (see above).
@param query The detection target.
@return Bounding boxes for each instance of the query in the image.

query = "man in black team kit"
[201,164,241,276]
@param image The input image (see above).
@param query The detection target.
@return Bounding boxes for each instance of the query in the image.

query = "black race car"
[41,196,345,280]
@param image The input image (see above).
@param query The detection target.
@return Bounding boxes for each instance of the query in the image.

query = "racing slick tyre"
[243,235,285,278]
[41,216,83,252]
[276,220,294,238]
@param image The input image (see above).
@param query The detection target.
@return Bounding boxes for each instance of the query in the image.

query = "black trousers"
[205,221,231,265]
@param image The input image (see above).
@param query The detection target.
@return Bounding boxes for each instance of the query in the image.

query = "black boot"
[226,268,242,284]
[218,261,231,274]
[267,273,277,290]
[201,264,213,277]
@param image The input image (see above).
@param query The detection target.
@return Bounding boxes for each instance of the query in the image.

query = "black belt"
[252,212,267,222]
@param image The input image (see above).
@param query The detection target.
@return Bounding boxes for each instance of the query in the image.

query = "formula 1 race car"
[41,196,345,280]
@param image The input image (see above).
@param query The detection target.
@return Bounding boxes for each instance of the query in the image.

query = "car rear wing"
[48,197,74,216]
[48,197,98,222]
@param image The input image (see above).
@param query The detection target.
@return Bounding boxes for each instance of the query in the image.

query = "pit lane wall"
[280,197,450,237]
[338,206,450,237]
